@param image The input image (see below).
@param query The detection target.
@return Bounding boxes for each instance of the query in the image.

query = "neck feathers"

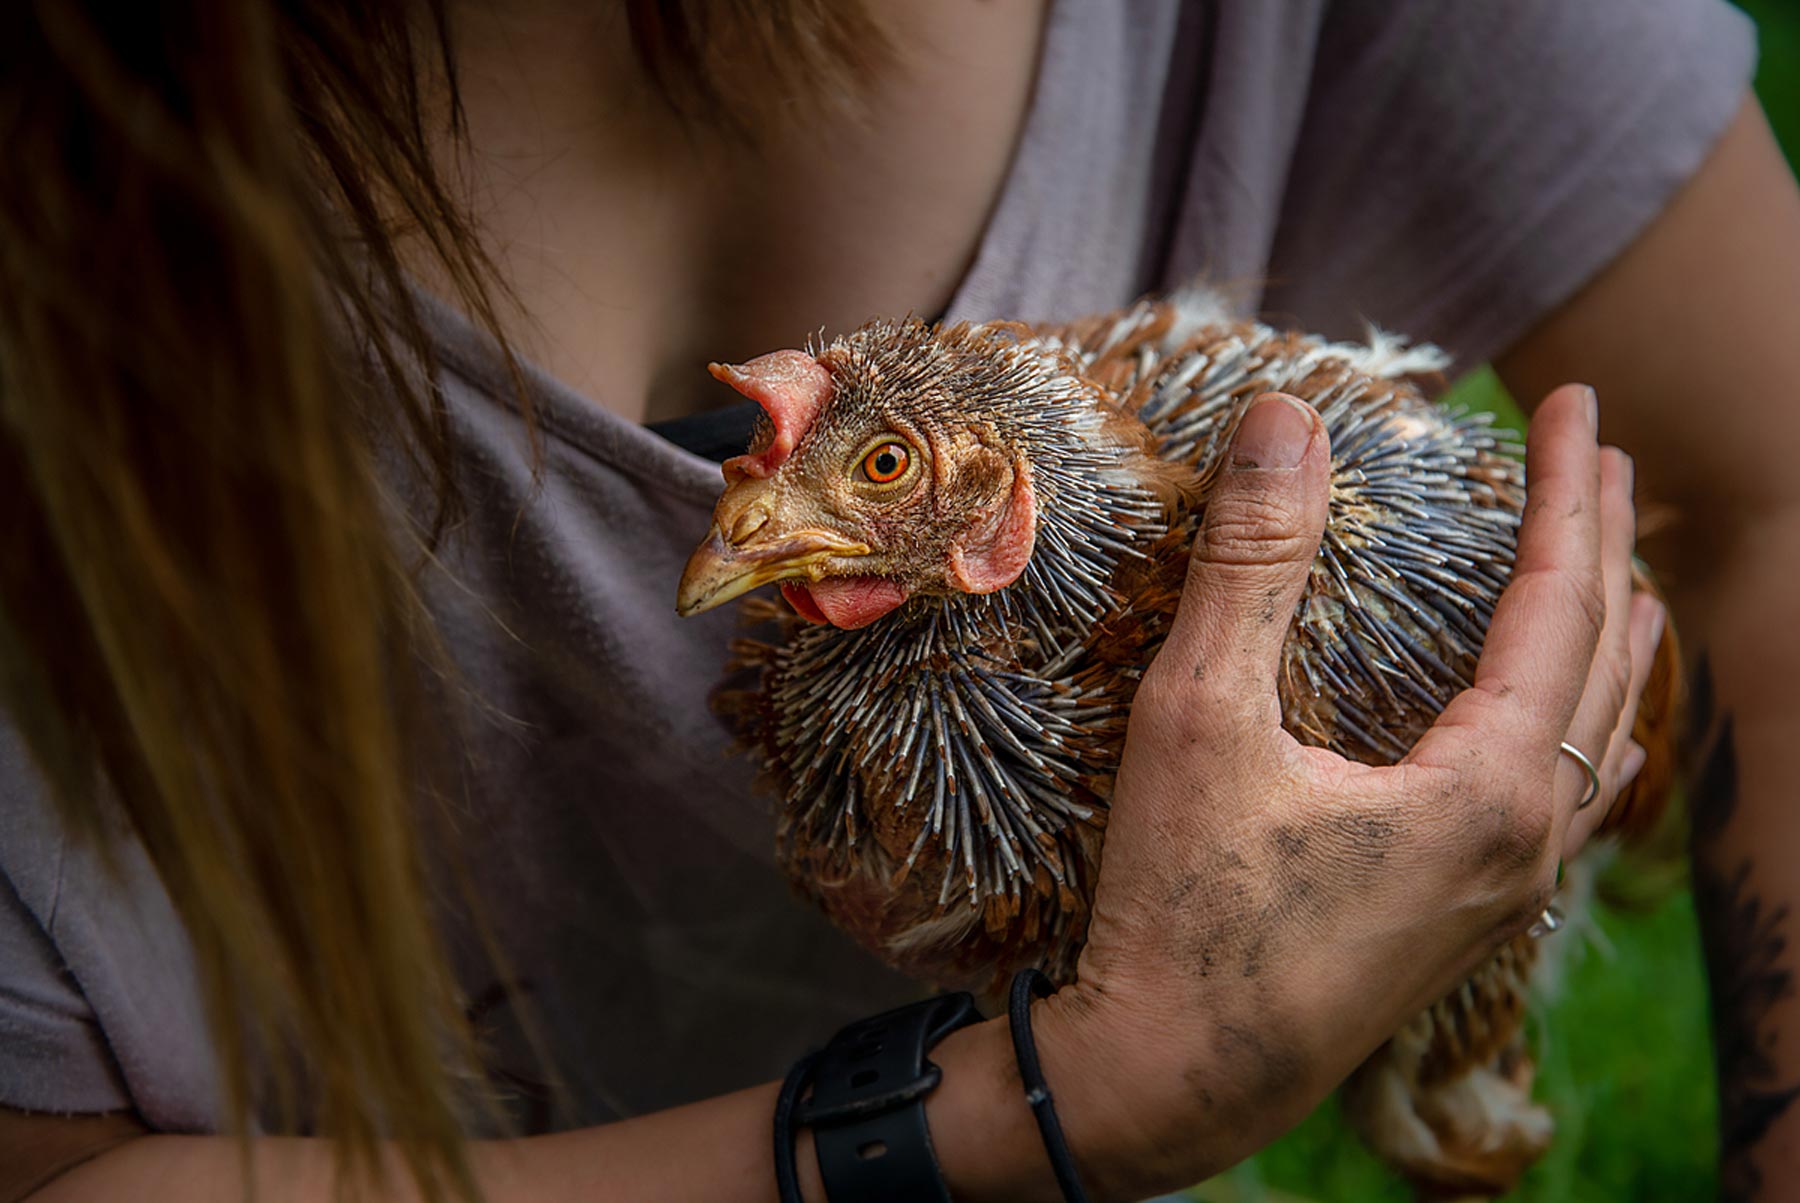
[943,337,1171,653]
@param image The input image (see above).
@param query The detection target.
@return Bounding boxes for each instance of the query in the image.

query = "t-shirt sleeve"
[0,727,220,1129]
[1260,0,1758,368]
[0,866,133,1114]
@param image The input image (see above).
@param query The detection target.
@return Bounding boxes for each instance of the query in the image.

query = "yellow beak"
[675,527,871,617]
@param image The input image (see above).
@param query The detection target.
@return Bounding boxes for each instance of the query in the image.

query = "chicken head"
[676,320,1070,629]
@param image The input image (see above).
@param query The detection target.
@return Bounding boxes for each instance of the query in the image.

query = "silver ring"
[1560,740,1601,811]
[1528,904,1566,939]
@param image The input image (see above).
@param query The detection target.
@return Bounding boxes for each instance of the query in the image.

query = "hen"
[675,293,1682,1199]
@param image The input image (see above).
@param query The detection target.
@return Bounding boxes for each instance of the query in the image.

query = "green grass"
[1740,0,1800,161]
[1443,363,1526,431]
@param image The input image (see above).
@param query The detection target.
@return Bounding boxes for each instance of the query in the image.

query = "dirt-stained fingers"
[1564,589,1666,859]
[1152,393,1330,744]
[1551,446,1638,838]
[1451,384,1605,755]
[1398,385,1608,915]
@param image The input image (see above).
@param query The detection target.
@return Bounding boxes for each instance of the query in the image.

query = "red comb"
[710,351,833,478]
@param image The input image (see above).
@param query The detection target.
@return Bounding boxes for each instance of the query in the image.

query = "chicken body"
[676,294,1682,1198]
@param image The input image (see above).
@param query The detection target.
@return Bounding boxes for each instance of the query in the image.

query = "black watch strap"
[799,991,981,1202]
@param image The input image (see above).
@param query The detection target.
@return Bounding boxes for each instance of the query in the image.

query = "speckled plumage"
[705,295,1681,1198]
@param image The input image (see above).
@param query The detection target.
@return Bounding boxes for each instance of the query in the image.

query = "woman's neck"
[429,0,1048,424]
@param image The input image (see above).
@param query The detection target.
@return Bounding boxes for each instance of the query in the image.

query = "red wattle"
[782,578,909,630]
[780,582,830,625]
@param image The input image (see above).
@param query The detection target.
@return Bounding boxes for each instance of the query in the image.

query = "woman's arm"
[1496,95,1800,1200]
[0,1110,143,1202]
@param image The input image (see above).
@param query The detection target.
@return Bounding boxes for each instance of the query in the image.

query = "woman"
[1,1,1790,1200]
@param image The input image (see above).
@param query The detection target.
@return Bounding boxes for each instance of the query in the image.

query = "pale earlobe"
[948,459,1037,593]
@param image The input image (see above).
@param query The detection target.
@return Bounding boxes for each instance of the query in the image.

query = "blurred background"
[1185,3,1800,1200]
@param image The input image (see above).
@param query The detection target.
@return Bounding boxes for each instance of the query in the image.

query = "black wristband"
[1008,968,1093,1203]
[775,992,980,1203]
[774,1048,823,1203]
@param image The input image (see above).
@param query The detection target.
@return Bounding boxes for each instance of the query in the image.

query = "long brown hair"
[0,1,877,1200]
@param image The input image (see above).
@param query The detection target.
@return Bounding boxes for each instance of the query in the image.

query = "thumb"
[1160,393,1330,725]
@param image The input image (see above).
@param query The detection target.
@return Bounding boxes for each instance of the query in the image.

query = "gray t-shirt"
[0,0,1756,1133]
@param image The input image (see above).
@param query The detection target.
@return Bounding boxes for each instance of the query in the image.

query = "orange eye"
[861,441,911,484]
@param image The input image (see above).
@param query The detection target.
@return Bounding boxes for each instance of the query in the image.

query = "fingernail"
[1232,395,1316,470]
[1580,385,1599,432]
[1646,600,1667,651]
[1620,741,1647,788]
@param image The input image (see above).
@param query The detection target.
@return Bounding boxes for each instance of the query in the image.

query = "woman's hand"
[1029,385,1664,1200]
